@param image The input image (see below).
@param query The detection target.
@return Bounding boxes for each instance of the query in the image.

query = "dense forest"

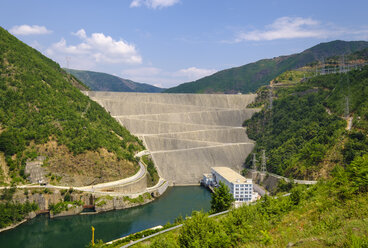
[0,27,143,185]
[244,66,368,180]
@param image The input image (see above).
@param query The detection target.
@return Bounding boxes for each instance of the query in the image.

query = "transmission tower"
[252,153,257,171]
[261,150,267,173]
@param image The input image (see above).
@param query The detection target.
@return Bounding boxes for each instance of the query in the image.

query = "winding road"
[0,150,153,195]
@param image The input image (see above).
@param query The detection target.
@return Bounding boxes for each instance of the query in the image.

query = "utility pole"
[261,150,267,173]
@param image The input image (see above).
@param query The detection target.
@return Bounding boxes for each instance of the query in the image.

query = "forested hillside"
[100,67,368,248]
[245,65,368,180]
[65,69,164,93]
[165,40,368,94]
[0,27,143,186]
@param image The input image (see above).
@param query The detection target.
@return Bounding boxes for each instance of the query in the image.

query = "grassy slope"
[165,40,368,94]
[0,27,143,185]
[65,68,164,93]
[128,184,368,248]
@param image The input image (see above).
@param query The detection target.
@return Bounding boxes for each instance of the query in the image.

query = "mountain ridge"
[65,68,164,93]
[165,40,368,94]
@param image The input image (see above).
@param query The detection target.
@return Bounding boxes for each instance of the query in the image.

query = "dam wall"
[86,92,259,185]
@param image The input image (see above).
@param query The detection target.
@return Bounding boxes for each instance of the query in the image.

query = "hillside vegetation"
[65,69,164,93]
[0,27,143,186]
[126,182,368,248]
[245,64,368,180]
[98,67,368,248]
[165,40,368,94]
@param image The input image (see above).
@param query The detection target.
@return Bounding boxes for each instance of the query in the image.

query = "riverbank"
[0,212,35,233]
[0,153,167,233]
[0,186,211,248]
[0,179,168,233]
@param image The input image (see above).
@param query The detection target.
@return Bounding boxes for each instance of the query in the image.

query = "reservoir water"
[0,186,211,248]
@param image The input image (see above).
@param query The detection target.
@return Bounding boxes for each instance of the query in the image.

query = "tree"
[210,181,234,213]
[347,154,368,193]
[178,211,230,248]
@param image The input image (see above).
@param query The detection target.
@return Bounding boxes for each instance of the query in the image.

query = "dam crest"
[86,92,259,185]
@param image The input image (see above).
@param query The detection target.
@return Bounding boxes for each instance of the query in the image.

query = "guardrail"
[119,210,230,248]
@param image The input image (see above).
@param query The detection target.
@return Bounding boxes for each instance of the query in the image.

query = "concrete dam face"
[86,92,258,185]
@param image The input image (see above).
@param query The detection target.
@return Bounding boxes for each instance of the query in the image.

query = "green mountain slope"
[103,68,368,248]
[65,68,164,93]
[245,65,368,180]
[98,49,368,248]
[165,40,368,94]
[0,27,143,186]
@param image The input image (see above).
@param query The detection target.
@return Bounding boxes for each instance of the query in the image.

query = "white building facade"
[211,167,257,202]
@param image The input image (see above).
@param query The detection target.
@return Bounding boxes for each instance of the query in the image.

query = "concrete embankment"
[0,183,165,232]
[247,170,317,193]
[86,92,260,185]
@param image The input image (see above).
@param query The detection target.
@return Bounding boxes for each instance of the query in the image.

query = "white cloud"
[122,67,161,77]
[176,67,217,81]
[130,0,180,9]
[121,66,216,88]
[46,29,142,67]
[225,17,368,43]
[72,29,87,39]
[234,17,326,42]
[29,40,43,50]
[10,25,52,35]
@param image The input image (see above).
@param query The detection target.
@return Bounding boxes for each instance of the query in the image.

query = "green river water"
[0,186,211,248]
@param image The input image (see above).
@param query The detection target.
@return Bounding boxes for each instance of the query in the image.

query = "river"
[0,186,211,248]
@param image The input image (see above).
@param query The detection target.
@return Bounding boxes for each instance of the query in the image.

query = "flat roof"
[211,167,251,184]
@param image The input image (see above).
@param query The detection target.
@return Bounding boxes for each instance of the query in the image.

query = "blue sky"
[1,0,368,88]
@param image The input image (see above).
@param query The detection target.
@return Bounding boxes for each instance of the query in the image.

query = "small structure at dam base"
[202,167,259,205]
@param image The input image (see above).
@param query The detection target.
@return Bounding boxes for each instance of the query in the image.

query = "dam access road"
[86,92,260,185]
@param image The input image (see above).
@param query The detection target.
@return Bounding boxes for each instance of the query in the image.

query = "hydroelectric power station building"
[202,167,258,203]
